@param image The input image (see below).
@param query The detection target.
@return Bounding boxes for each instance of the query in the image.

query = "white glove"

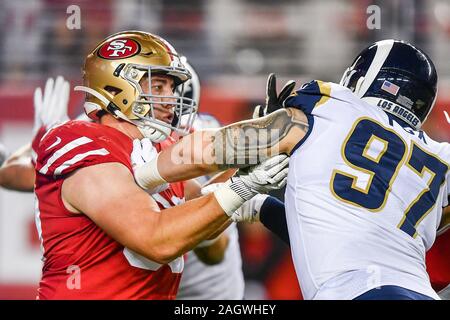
[131,138,169,194]
[33,76,70,134]
[233,154,290,197]
[231,194,269,223]
[201,184,268,223]
[131,138,158,166]
[213,154,289,216]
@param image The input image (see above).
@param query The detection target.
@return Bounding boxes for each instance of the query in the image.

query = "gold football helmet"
[75,30,197,142]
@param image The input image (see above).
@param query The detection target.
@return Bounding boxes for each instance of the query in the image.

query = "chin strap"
[82,101,102,119]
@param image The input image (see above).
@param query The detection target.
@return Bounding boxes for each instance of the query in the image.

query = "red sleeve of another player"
[35,124,129,177]
[426,229,450,292]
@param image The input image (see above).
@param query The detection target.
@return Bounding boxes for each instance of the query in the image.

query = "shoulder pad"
[284,80,332,114]
[35,121,129,176]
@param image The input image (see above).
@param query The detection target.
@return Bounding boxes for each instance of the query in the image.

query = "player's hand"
[211,154,289,217]
[228,154,289,202]
[201,183,268,223]
[207,153,288,218]
[131,138,169,194]
[231,194,269,223]
[236,154,289,196]
[131,138,158,167]
[33,76,70,134]
[253,73,296,118]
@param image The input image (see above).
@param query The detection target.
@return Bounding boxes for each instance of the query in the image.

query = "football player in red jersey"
[32,30,290,299]
[0,72,234,298]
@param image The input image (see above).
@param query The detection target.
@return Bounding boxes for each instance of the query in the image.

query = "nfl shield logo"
[381,80,400,96]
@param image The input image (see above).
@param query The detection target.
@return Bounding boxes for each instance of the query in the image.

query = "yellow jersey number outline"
[330,117,450,237]
[330,117,408,212]
[397,140,450,238]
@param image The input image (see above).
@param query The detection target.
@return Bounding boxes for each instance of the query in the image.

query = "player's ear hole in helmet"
[74,30,198,143]
[340,39,438,130]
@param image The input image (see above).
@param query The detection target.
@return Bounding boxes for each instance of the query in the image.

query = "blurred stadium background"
[0,0,448,299]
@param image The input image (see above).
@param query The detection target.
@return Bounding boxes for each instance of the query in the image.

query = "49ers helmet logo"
[98,38,140,59]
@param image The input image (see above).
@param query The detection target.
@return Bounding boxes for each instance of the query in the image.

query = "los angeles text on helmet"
[339,39,437,131]
[377,98,420,128]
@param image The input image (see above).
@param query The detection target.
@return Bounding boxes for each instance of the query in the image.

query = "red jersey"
[31,125,49,165]
[34,120,182,299]
[426,228,450,293]
[152,134,186,208]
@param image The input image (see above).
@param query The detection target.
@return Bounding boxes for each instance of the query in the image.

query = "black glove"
[253,73,296,118]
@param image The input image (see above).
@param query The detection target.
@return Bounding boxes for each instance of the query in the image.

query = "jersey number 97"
[331,117,448,238]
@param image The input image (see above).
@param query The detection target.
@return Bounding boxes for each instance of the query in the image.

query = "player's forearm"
[156,129,221,182]
[194,233,229,265]
[204,219,232,240]
[3,144,32,164]
[139,193,230,264]
[0,161,35,192]
[201,168,237,186]
[156,108,308,183]
[64,162,241,265]
[211,107,308,167]
[0,144,35,192]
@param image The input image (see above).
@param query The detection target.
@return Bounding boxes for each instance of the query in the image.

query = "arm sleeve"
[259,196,290,245]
